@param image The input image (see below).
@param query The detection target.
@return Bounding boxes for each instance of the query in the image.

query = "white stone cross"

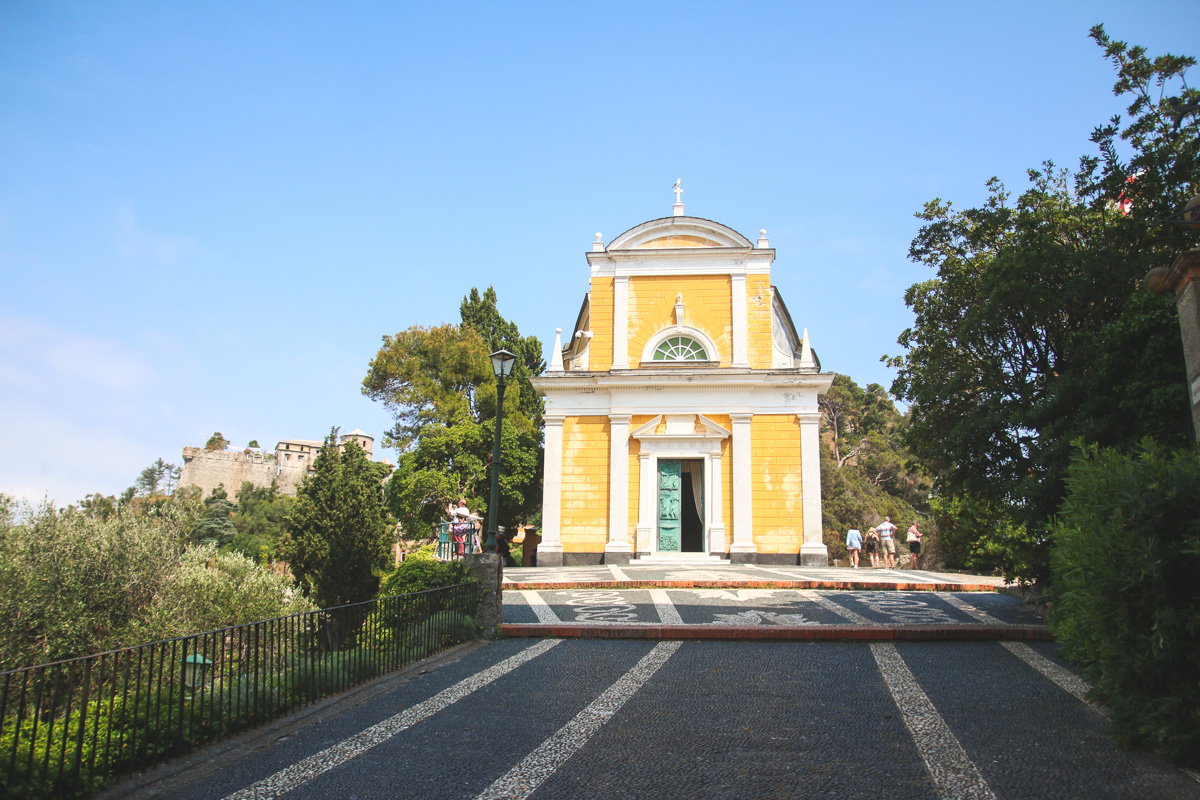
[673,178,682,204]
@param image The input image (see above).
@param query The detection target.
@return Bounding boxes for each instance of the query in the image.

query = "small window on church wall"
[653,336,707,361]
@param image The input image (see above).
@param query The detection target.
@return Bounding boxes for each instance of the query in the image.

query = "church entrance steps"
[499,623,1052,642]
[628,553,729,565]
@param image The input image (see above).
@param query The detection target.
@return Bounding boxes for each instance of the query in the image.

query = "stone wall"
[178,447,309,499]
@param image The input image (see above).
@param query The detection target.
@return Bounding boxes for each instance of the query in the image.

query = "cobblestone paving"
[137,637,1200,800]
[502,589,1044,629]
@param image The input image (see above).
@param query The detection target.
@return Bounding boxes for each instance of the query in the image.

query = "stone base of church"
[799,542,830,567]
[526,550,831,567]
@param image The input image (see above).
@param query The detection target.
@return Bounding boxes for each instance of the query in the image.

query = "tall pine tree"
[281,429,394,608]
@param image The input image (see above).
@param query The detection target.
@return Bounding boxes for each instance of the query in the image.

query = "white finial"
[550,328,564,371]
[799,328,816,369]
[672,179,685,216]
[757,229,770,248]
[592,232,604,252]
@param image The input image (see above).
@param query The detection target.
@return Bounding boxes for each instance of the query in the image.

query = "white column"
[730,413,755,555]
[606,414,631,553]
[613,275,629,369]
[798,411,828,566]
[636,451,656,555]
[539,416,565,562]
[707,448,726,554]
[731,274,748,367]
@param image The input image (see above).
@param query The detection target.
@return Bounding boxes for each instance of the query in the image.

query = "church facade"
[530,193,834,566]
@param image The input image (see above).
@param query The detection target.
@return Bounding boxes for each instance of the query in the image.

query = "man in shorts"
[907,522,923,570]
[877,516,897,569]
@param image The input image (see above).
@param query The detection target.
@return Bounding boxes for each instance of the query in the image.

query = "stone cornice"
[532,369,835,393]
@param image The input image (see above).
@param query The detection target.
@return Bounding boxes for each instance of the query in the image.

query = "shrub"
[138,545,316,641]
[1049,440,1200,767]
[378,544,472,597]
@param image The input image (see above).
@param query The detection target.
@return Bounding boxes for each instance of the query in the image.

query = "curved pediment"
[607,216,754,251]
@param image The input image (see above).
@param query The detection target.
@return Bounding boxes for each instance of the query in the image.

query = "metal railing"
[436,520,481,560]
[0,582,480,800]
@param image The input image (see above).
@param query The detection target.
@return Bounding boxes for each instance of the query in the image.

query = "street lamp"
[485,349,517,552]
[1144,194,1200,443]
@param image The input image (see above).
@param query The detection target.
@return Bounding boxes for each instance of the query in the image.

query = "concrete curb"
[500,623,1053,642]
[503,579,999,592]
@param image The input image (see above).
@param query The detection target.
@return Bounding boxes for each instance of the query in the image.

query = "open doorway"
[679,459,705,552]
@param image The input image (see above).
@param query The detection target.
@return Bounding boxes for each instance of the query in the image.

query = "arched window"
[653,336,708,361]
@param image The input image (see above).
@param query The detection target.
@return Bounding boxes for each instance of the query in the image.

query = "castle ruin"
[178,429,382,499]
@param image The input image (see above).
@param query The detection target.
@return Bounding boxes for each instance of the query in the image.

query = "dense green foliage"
[228,481,295,561]
[280,431,396,608]
[204,431,230,451]
[888,27,1196,584]
[363,287,544,535]
[378,544,473,597]
[819,375,931,562]
[0,500,313,671]
[1050,441,1200,766]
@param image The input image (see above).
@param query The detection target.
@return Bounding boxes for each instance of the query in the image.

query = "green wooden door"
[657,459,682,552]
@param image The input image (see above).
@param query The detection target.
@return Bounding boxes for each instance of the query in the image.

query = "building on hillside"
[178,428,384,499]
[530,190,835,566]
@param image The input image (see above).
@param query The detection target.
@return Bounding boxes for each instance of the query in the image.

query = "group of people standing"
[844,516,922,570]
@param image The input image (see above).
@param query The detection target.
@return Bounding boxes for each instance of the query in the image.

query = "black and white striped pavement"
[121,635,1199,800]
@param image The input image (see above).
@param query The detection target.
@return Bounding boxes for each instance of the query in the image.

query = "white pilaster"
[607,414,631,553]
[731,274,748,367]
[707,448,726,554]
[613,275,629,369]
[636,451,656,554]
[539,416,565,558]
[730,413,755,554]
[798,411,828,566]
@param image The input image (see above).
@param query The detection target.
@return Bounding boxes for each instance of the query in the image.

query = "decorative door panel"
[657,459,682,552]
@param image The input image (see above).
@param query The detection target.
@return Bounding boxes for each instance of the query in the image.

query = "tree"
[247,439,260,448]
[363,287,544,536]
[205,432,229,451]
[280,429,395,608]
[819,375,932,561]
[888,30,1197,583]
[135,458,177,497]
[228,481,294,562]
[190,484,238,546]
[460,286,546,424]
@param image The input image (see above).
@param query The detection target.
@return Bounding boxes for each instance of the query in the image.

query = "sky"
[2,1,1198,506]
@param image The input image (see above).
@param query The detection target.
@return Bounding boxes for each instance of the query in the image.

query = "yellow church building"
[530,189,835,566]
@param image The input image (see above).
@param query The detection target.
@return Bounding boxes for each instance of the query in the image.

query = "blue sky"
[2,2,1197,505]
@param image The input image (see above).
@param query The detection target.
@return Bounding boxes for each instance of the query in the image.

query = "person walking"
[877,516,897,569]
[864,527,881,568]
[907,522,923,570]
[846,526,863,568]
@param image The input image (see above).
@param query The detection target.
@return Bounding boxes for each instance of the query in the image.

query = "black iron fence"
[0,582,480,800]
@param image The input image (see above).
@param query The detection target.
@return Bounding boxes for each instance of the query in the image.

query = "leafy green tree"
[205,431,229,451]
[888,30,1196,583]
[227,481,294,562]
[819,374,932,562]
[140,545,316,641]
[460,285,546,424]
[191,484,238,546]
[135,458,176,496]
[364,287,544,536]
[0,501,186,668]
[280,430,395,608]
[247,439,260,448]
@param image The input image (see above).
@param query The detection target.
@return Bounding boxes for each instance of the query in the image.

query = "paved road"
[126,635,1199,800]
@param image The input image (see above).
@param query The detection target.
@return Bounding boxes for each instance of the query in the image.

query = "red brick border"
[502,580,998,592]
[499,623,1052,642]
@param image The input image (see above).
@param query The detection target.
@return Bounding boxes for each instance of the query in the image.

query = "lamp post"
[1145,195,1200,443]
[485,349,517,552]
